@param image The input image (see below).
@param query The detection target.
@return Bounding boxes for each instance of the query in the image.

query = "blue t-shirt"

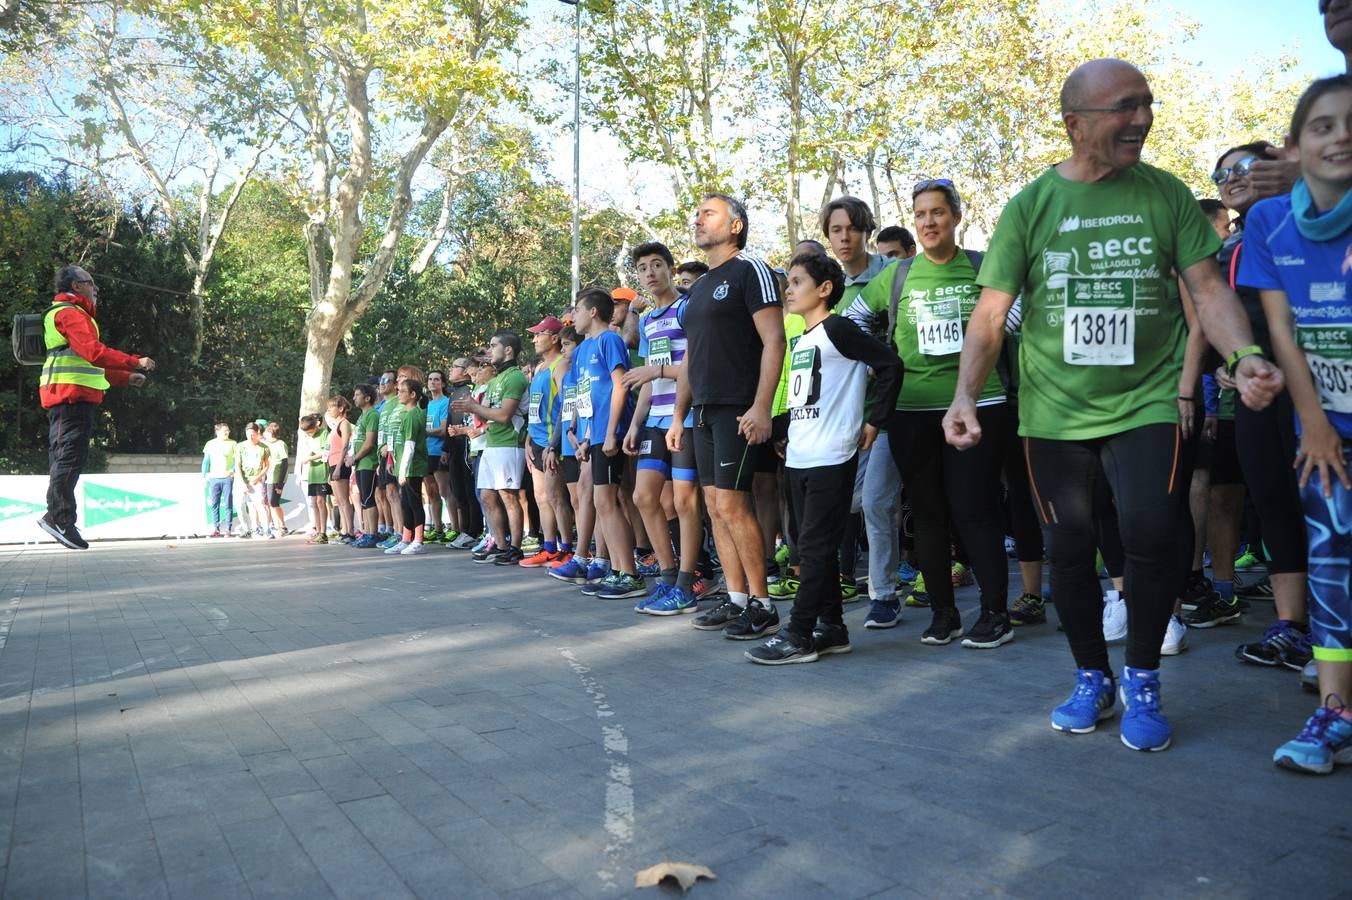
[1239,193,1352,439]
[425,395,449,456]
[585,329,634,444]
[526,362,557,448]
[566,339,593,455]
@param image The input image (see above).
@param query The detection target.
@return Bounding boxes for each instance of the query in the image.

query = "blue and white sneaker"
[1274,695,1352,775]
[579,565,612,596]
[470,534,492,554]
[634,553,662,578]
[549,557,589,584]
[864,598,901,630]
[645,586,698,616]
[1119,666,1172,752]
[897,561,919,584]
[1051,668,1117,734]
[634,582,670,613]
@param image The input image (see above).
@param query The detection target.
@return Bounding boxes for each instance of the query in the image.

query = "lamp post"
[559,0,581,300]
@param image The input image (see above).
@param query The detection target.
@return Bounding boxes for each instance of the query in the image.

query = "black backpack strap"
[886,257,916,345]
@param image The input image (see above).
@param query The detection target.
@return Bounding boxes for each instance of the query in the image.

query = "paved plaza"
[0,537,1345,899]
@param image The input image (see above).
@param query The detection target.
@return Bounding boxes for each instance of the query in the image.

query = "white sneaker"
[451,533,477,549]
[1160,614,1188,656]
[1103,590,1127,642]
[400,541,426,555]
[383,540,409,555]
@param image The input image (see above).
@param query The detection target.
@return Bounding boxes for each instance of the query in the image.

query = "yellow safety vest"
[42,303,109,391]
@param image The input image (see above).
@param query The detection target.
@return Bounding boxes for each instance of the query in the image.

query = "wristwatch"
[1225,344,1263,377]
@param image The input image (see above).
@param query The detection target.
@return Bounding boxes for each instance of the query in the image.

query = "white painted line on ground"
[559,645,634,891]
[0,599,18,651]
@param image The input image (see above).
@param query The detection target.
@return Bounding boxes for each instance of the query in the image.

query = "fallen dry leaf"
[635,861,716,893]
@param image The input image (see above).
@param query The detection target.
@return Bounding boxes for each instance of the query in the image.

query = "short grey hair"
[702,192,749,249]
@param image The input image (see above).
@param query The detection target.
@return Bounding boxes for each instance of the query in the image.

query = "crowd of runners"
[184,51,1352,776]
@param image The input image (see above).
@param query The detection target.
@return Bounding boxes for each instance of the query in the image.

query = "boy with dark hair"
[299,414,333,544]
[746,252,902,664]
[387,377,431,555]
[673,260,709,293]
[575,288,646,599]
[262,422,289,537]
[350,383,382,547]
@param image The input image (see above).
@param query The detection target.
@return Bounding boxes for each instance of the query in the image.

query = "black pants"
[399,476,425,531]
[785,455,857,639]
[887,405,1015,615]
[46,401,95,528]
[1234,392,1306,574]
[446,437,482,536]
[1026,424,1185,673]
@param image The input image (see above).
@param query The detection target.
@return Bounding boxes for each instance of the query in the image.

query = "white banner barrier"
[0,473,311,544]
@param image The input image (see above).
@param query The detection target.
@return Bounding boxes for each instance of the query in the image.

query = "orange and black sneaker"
[520,549,562,568]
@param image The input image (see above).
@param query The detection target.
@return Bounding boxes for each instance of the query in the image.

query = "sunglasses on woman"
[1211,156,1258,187]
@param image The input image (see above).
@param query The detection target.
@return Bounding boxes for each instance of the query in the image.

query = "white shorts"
[477,447,526,491]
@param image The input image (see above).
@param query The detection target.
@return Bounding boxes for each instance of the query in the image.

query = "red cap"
[611,287,638,303]
[527,315,566,334]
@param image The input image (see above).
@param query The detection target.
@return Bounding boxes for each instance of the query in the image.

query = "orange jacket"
[39,293,142,409]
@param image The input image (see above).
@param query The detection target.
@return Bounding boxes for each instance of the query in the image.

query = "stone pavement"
[0,538,1345,900]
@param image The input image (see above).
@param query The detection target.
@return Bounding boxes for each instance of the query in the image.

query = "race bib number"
[528,390,543,425]
[787,347,819,409]
[576,376,594,418]
[1298,326,1352,413]
[1064,277,1135,366]
[916,298,964,356]
[562,385,577,420]
[647,337,673,367]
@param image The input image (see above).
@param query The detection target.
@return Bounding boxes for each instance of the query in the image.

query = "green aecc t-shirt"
[977,163,1220,440]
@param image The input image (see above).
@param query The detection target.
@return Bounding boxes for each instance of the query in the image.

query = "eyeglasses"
[1066,98,1160,116]
[379,377,392,384]
[1211,155,1259,186]
[74,278,94,286]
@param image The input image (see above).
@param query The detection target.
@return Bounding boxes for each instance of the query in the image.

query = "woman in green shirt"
[880,180,1032,649]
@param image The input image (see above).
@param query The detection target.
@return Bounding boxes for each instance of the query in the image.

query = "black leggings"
[785,456,857,639]
[399,476,425,531]
[999,401,1043,564]
[1234,392,1306,574]
[1026,424,1186,673]
[887,404,1015,615]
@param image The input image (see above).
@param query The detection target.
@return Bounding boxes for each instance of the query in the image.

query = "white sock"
[730,591,749,609]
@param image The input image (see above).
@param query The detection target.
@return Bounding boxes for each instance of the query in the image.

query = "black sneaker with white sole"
[723,599,779,640]
[961,610,1014,649]
[692,599,743,631]
[921,608,963,645]
[745,630,817,665]
[1182,592,1242,628]
[811,623,852,656]
[38,516,87,550]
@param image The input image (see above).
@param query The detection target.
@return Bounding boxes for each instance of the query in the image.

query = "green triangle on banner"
[82,481,178,527]
[0,496,45,523]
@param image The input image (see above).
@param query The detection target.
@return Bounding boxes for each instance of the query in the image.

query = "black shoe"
[961,610,1014,649]
[692,599,743,631]
[921,608,963,645]
[493,547,524,566]
[38,516,87,550]
[1179,574,1214,611]
[811,623,853,656]
[723,599,780,641]
[1182,592,1242,628]
[744,629,816,665]
[1236,620,1312,670]
[1236,574,1275,602]
[1009,593,1046,626]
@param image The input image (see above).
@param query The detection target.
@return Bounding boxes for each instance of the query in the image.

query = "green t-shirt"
[352,407,380,471]
[977,163,1220,440]
[773,314,808,417]
[306,428,330,483]
[264,438,288,482]
[484,366,529,449]
[393,404,430,478]
[202,437,236,478]
[888,252,1004,411]
[236,441,270,481]
[377,398,400,453]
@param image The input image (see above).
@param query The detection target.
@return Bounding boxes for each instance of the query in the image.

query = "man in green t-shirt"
[349,383,382,546]
[262,422,289,537]
[942,58,1284,753]
[201,422,237,537]
[375,369,402,540]
[452,330,529,565]
[236,422,272,537]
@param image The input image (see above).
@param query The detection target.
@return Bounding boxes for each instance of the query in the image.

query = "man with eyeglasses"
[943,58,1284,753]
[38,266,155,549]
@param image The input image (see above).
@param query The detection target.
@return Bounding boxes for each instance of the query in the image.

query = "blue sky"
[1172,0,1340,79]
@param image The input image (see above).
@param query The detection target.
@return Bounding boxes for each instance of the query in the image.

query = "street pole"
[569,0,581,301]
